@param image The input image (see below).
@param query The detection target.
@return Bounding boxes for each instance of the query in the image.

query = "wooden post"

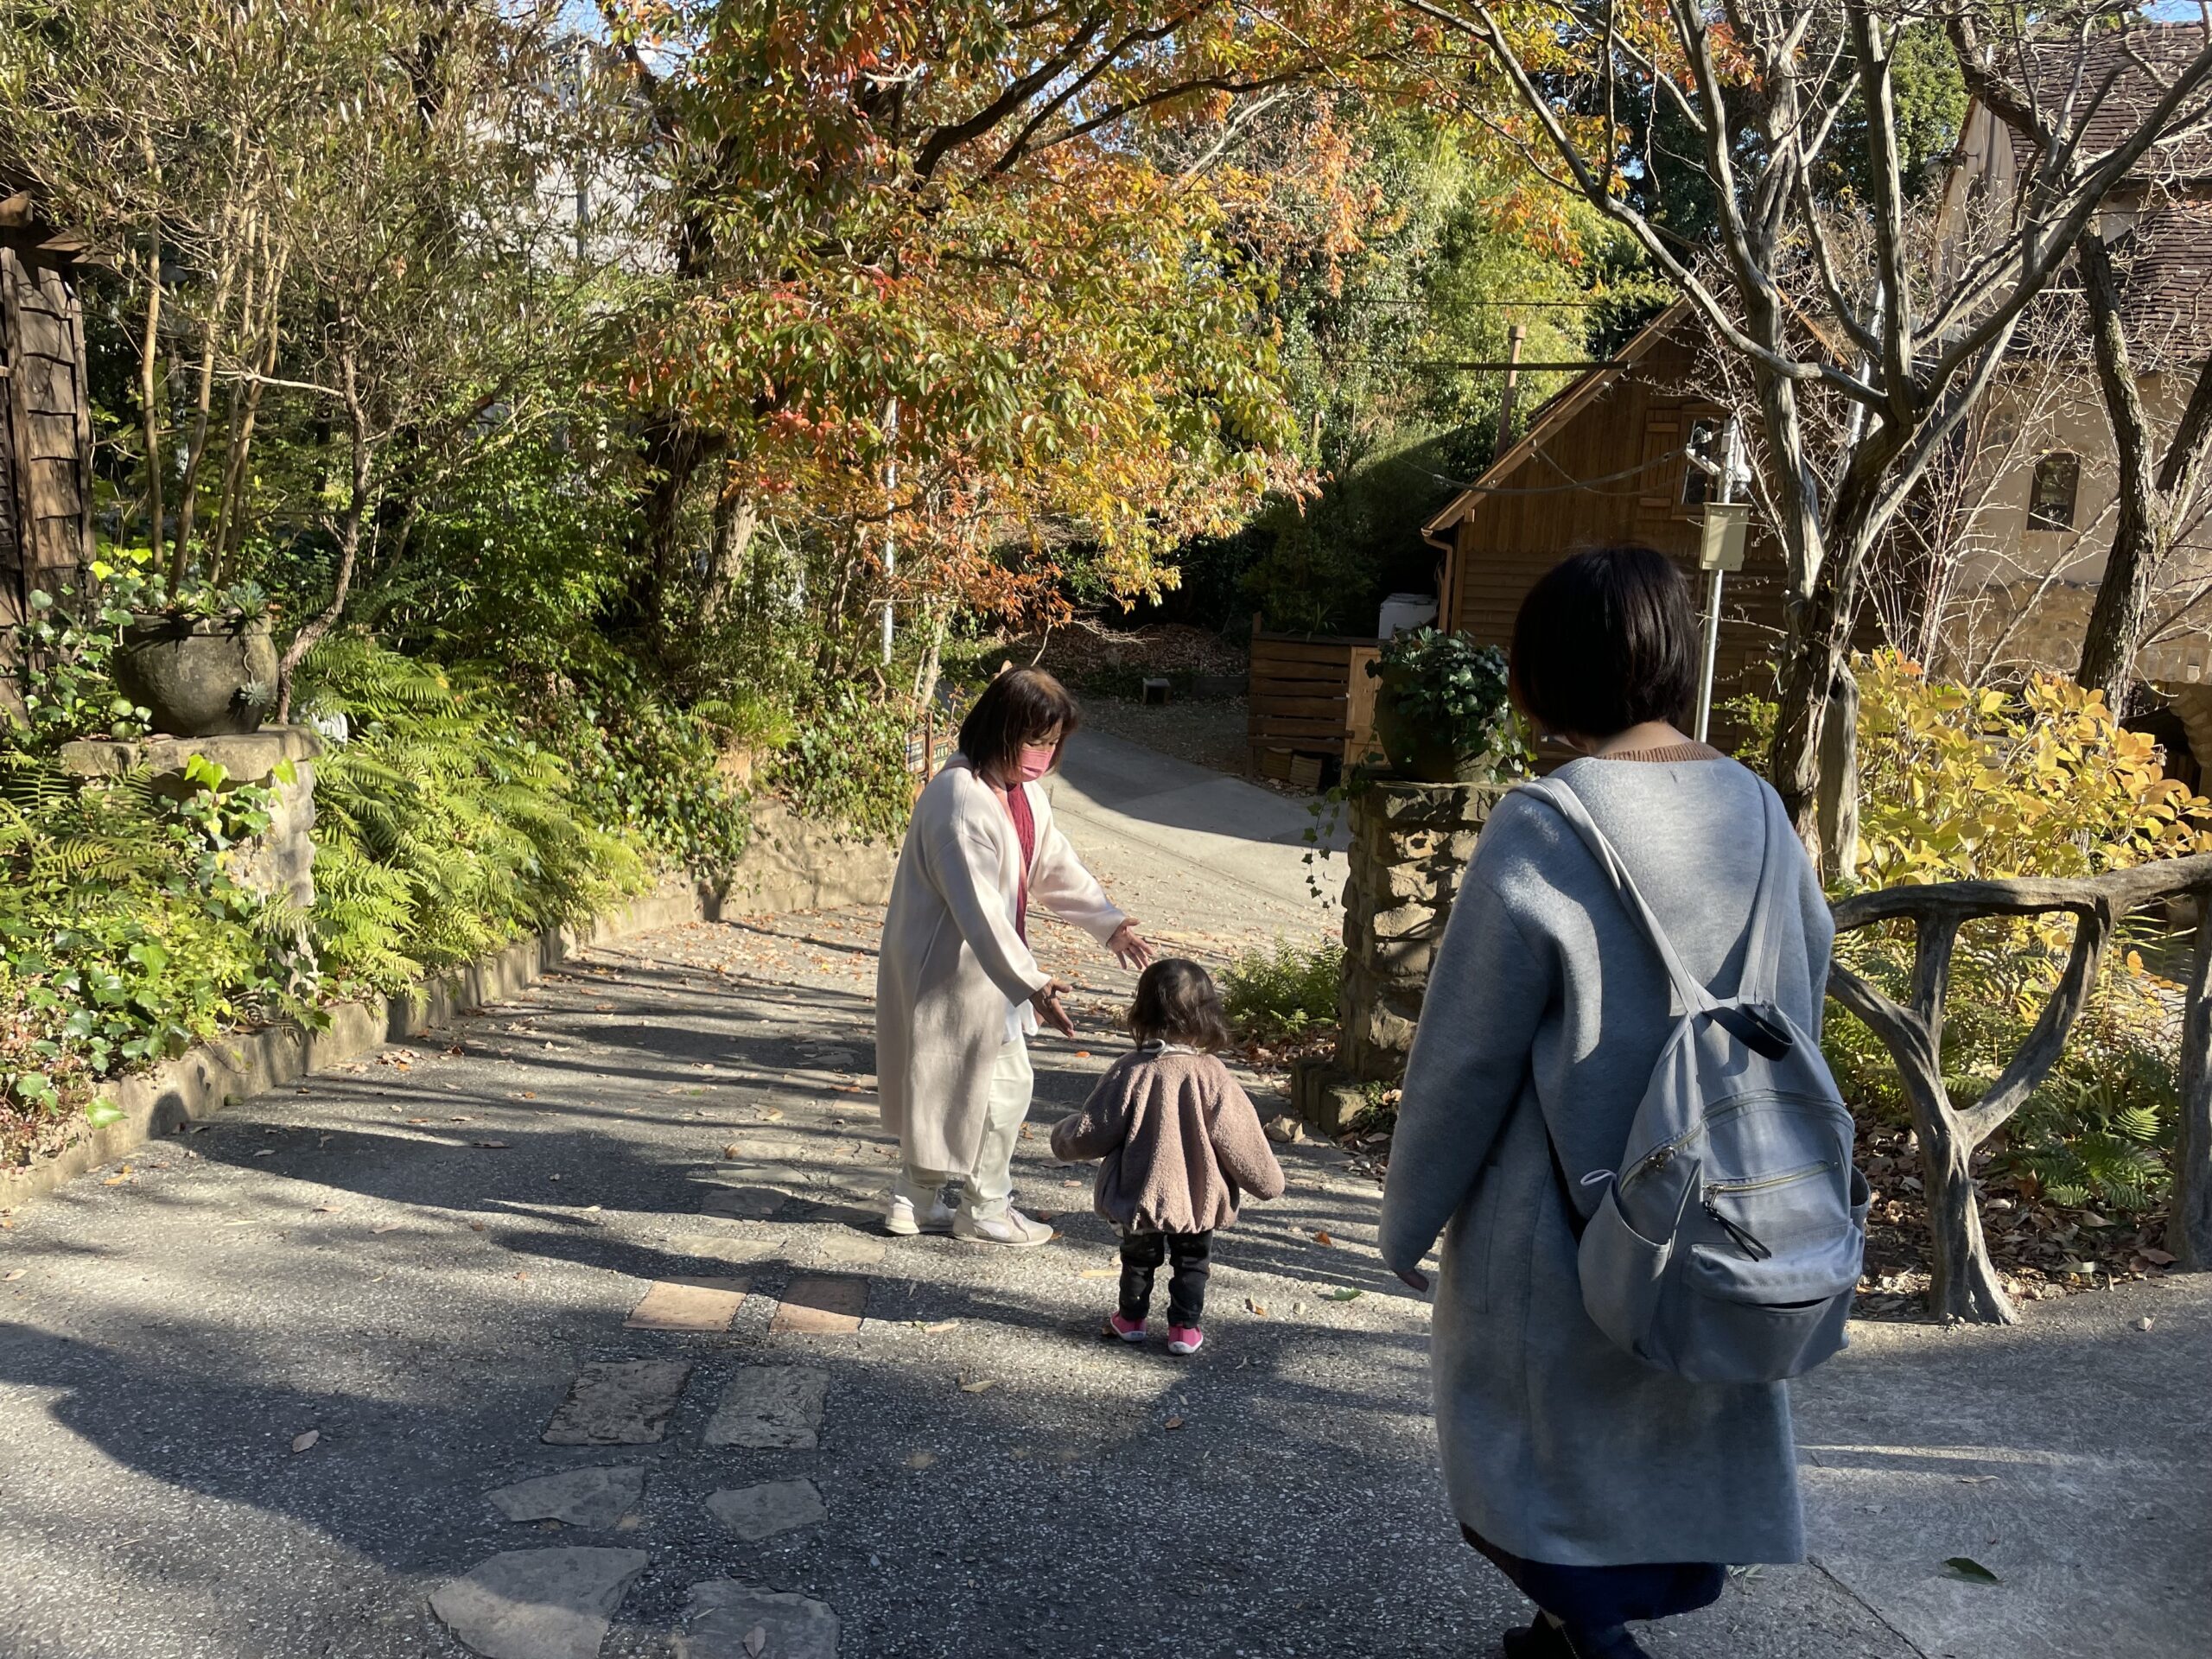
[2172,898,2212,1268]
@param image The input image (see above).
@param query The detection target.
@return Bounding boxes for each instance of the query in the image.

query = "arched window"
[2029,451,2080,531]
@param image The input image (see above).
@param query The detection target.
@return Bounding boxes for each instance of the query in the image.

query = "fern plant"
[295,637,645,988]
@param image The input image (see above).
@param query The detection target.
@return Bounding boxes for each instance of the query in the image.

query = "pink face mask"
[1017,743,1058,781]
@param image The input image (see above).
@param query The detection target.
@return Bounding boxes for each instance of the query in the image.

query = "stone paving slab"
[429,1547,648,1659]
[624,1277,750,1332]
[486,1466,646,1529]
[705,1478,829,1542]
[702,1366,830,1449]
[541,1359,693,1446]
[683,1581,841,1659]
[768,1274,868,1336]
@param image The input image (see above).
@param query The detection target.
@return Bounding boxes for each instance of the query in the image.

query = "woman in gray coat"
[1378,547,1835,1659]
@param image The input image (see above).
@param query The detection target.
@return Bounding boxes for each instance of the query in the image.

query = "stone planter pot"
[1371,678,1497,785]
[112,613,278,737]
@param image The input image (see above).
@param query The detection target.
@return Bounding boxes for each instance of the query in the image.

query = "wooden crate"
[1246,620,1381,773]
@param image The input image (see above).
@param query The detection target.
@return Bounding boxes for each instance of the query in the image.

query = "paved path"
[0,740,2202,1658]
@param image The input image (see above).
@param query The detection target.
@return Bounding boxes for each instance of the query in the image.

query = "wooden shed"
[1423,300,1792,747]
[0,189,93,632]
[1246,622,1381,784]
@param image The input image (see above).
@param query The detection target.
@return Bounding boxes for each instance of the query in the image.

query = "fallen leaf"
[745,1625,766,1659]
[761,1108,785,1122]
[251,1149,275,1158]
[1245,1299,1268,1318]
[1074,1050,1091,1058]
[1956,1475,1999,1485]
[313,1205,339,1214]
[722,1144,744,1160]
[2142,1248,2177,1267]
[2136,1315,2157,1331]
[1324,1287,1363,1302]
[906,1450,936,1470]
[291,1431,320,1453]
[1942,1557,2000,1586]
[1313,1230,1336,1247]
[3,1269,24,1281]
[1077,1268,1116,1279]
[1164,1416,1185,1431]
[473,1141,512,1150]
[370,1224,403,1236]
[958,1378,995,1394]
[407,1118,430,1126]
[469,1221,487,1232]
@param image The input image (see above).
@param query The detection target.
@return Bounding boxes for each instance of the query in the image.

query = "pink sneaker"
[1166,1325,1204,1356]
[1103,1313,1147,1344]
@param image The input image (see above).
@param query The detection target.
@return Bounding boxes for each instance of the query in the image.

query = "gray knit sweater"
[1378,754,1834,1567]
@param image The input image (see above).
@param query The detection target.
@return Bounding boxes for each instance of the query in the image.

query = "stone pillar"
[1295,777,1497,1133]
[59,725,326,912]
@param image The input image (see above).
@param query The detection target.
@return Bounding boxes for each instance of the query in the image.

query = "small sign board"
[1698,502,1751,572]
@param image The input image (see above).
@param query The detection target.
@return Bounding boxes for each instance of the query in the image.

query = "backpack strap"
[1518,778,1718,1017]
[1737,779,1793,1004]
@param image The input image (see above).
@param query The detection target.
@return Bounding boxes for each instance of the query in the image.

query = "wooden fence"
[1830,853,2212,1323]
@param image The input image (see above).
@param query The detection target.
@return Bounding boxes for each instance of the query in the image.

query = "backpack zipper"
[1707,1160,1834,1194]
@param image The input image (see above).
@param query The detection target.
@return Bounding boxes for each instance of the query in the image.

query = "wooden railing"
[1829,854,2212,1323]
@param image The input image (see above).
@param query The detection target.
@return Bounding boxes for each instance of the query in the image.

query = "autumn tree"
[600,1,1476,673]
[1404,2,2212,849]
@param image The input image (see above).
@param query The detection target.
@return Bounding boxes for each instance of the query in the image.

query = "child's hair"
[1128,958,1232,1052]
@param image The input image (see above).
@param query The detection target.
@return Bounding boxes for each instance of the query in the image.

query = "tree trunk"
[632,411,725,638]
[700,489,757,624]
[1769,555,1861,854]
[138,238,164,557]
[1816,666,1860,885]
[276,345,368,721]
[2171,900,2212,1270]
[1921,1128,2018,1324]
[2073,233,2165,718]
[169,222,243,589]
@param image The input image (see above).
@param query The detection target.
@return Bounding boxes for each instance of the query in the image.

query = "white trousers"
[899,1038,1033,1220]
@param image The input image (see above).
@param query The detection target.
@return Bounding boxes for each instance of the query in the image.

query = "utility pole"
[1491,324,1527,465]
[880,397,898,667]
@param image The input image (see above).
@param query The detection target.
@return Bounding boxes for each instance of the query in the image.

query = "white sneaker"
[883,1188,955,1237]
[952,1206,1056,1248]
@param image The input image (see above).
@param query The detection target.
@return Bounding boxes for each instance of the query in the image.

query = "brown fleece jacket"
[1049,1045,1286,1233]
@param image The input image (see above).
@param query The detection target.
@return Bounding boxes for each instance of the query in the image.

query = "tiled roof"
[2111,196,2212,362]
[2005,24,2212,181]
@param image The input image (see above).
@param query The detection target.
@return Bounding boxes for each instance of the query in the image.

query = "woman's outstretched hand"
[1031,978,1078,1038]
[1107,920,1154,970]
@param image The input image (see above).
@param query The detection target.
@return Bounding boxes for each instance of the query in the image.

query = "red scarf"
[1001,780,1037,941]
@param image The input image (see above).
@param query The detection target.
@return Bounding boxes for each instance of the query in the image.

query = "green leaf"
[1323,1287,1363,1302]
[1942,1557,2000,1586]
[84,1097,126,1128]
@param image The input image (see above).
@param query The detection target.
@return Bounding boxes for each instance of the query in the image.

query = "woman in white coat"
[875,668,1151,1245]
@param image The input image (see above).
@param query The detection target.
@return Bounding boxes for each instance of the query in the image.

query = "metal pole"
[1694,416,1745,745]
[880,397,898,666]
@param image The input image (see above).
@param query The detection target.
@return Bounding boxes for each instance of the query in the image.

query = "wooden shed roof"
[1420,297,1695,547]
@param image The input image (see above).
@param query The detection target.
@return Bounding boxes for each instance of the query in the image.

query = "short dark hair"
[1128,958,1232,1052]
[1510,545,1698,739]
[957,666,1079,779]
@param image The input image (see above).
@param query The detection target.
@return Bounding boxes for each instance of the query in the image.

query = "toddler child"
[1050,958,1285,1356]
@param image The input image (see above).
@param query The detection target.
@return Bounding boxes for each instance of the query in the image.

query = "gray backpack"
[1521,776,1867,1385]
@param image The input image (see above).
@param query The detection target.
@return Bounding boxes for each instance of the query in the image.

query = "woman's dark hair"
[957,665,1079,779]
[1128,958,1232,1052]
[1510,544,1698,739]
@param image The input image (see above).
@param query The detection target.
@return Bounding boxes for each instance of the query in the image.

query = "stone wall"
[60,724,325,912]
[1296,778,1496,1132]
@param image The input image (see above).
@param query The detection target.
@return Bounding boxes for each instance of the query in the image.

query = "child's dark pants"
[1118,1229,1212,1326]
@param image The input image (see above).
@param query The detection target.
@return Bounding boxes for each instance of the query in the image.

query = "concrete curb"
[3,812,899,1211]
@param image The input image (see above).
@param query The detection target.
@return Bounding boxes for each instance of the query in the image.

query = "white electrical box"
[1697,503,1751,572]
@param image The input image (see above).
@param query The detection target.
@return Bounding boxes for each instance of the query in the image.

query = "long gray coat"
[1378,756,1834,1567]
